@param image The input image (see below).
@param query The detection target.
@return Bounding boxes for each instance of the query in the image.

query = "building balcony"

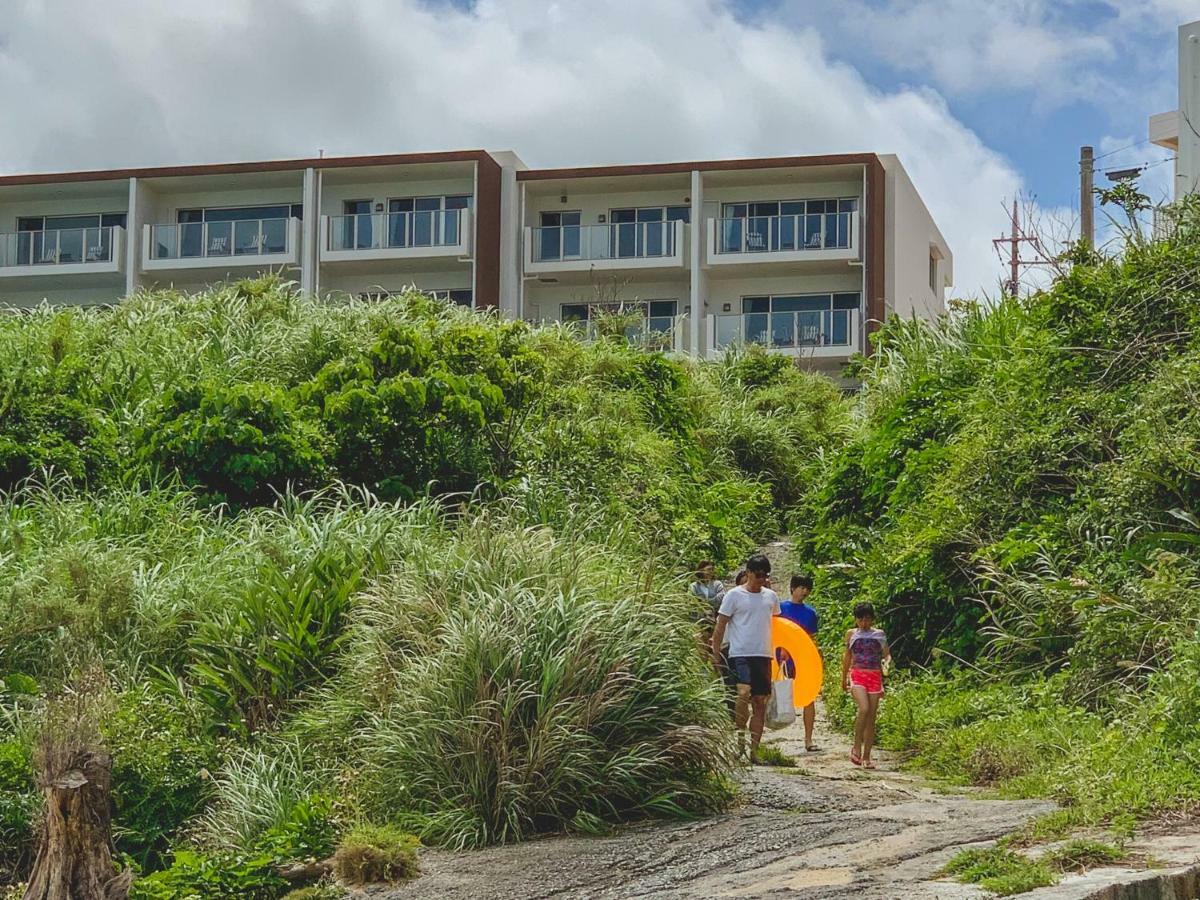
[0,226,126,282]
[319,210,473,269]
[142,217,301,273]
[707,308,861,358]
[523,220,688,277]
[704,211,859,268]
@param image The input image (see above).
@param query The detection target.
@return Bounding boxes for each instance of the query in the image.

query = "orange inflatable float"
[770,617,823,708]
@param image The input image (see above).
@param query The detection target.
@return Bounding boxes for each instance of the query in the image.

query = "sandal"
[862,759,877,770]
[806,745,823,753]
[850,750,862,766]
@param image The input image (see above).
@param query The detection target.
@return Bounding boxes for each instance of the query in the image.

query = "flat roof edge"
[516,153,880,181]
[0,150,495,187]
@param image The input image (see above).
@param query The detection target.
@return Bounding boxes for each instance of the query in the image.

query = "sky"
[0,0,1191,298]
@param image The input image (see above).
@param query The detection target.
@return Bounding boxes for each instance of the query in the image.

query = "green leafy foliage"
[104,687,219,869]
[182,533,383,734]
[137,380,328,506]
[0,739,36,882]
[128,848,287,900]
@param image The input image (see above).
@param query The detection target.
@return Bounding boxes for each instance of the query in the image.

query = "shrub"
[0,738,37,882]
[333,824,419,885]
[349,515,734,848]
[136,380,327,506]
[128,848,286,900]
[196,743,330,852]
[104,687,219,869]
[184,532,382,734]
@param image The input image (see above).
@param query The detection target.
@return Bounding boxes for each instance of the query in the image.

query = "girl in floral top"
[841,602,891,769]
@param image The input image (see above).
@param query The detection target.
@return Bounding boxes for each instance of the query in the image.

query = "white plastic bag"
[766,677,796,730]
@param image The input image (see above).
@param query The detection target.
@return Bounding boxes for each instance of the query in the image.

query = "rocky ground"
[367,711,1054,899]
[363,706,1200,899]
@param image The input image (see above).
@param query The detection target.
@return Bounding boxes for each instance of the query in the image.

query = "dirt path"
[371,705,1054,899]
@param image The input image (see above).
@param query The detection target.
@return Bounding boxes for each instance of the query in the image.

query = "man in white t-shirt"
[711,553,780,760]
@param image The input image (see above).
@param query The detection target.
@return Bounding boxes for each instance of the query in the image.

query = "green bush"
[128,848,287,900]
[348,515,734,849]
[184,533,383,734]
[333,824,419,885]
[0,739,37,882]
[136,380,328,506]
[105,687,219,869]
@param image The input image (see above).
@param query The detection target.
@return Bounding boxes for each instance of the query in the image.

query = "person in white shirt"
[710,554,780,760]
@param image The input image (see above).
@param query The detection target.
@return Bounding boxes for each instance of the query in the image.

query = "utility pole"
[992,199,1043,298]
[1080,145,1094,248]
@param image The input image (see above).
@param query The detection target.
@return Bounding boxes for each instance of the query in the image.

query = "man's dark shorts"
[729,656,772,697]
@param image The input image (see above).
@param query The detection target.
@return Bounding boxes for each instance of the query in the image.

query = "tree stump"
[22,747,131,900]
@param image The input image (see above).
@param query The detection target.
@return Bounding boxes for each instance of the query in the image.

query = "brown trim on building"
[0,150,492,187]
[864,156,887,353]
[517,152,878,181]
[473,155,502,309]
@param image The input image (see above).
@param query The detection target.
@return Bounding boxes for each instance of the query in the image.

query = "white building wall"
[0,191,129,232]
[701,179,862,209]
[706,271,864,312]
[1179,20,1200,198]
[879,154,951,319]
[139,184,302,226]
[524,188,693,227]
[317,177,474,217]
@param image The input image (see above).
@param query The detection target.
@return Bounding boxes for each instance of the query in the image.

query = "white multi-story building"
[0,149,951,370]
[1150,19,1200,200]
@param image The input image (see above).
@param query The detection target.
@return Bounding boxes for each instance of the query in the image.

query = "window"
[738,292,860,347]
[176,205,301,223]
[388,195,471,247]
[429,289,474,307]
[342,200,374,250]
[560,299,677,324]
[929,251,938,292]
[171,205,298,259]
[13,213,127,265]
[608,206,688,257]
[719,198,857,252]
[537,210,582,261]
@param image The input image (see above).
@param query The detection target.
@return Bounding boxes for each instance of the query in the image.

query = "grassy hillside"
[0,281,847,895]
[802,196,1200,836]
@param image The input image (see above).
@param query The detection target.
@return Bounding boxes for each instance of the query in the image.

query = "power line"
[1092,138,1154,163]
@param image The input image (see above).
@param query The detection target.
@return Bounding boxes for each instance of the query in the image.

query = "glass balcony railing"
[326,209,466,251]
[715,212,855,255]
[150,218,291,260]
[532,221,680,263]
[712,309,855,351]
[0,226,120,268]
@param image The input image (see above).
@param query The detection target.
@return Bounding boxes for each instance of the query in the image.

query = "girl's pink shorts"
[850,668,884,695]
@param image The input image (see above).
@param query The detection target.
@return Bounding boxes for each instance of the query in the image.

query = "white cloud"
[0,0,1038,297]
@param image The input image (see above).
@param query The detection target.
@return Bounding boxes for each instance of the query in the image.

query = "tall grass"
[341,510,733,848]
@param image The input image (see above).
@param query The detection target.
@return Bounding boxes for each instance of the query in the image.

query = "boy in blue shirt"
[779,574,821,751]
